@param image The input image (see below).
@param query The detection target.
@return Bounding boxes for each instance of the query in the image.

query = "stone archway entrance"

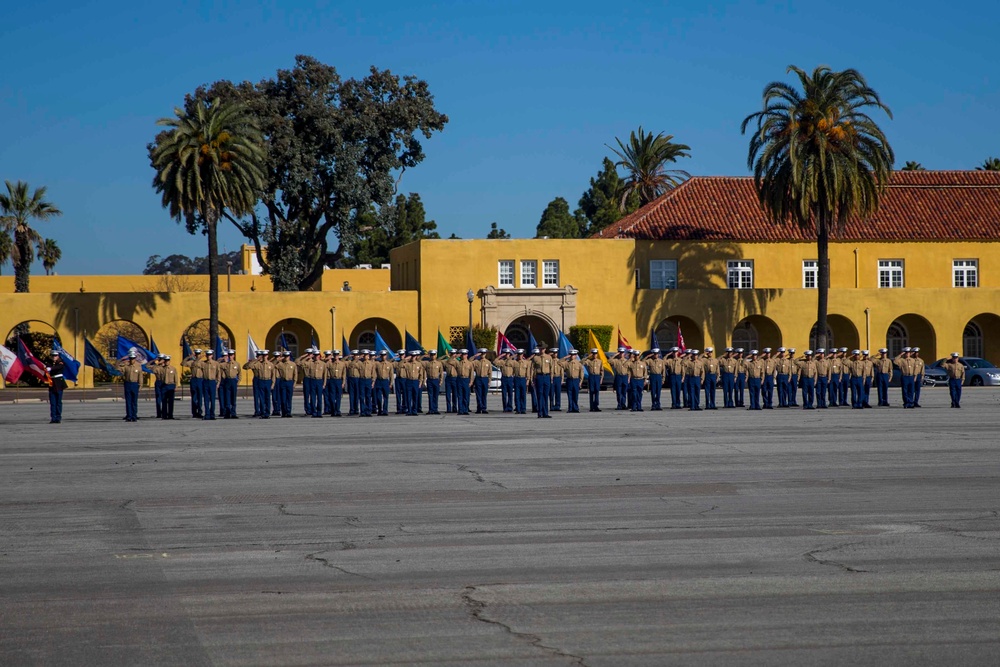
[481,285,577,349]
[504,315,557,351]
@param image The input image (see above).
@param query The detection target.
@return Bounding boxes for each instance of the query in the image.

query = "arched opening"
[90,320,149,383]
[3,320,58,387]
[809,315,859,351]
[266,318,320,357]
[181,319,235,355]
[733,315,781,351]
[886,314,936,361]
[654,316,703,351]
[965,313,1000,363]
[349,318,401,352]
[504,315,556,351]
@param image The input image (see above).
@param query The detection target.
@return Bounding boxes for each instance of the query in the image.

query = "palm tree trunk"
[207,211,220,351]
[816,224,830,350]
[14,232,30,293]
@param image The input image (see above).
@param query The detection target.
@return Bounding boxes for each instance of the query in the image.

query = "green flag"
[437,329,453,358]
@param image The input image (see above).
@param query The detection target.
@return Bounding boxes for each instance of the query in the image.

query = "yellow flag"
[588,329,613,373]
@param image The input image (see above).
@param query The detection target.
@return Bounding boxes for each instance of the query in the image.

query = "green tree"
[149,97,265,349]
[741,65,894,351]
[535,197,583,238]
[37,238,61,275]
[347,193,439,266]
[976,157,1000,171]
[143,250,241,275]
[486,222,511,239]
[901,161,925,171]
[575,157,640,235]
[189,55,448,290]
[608,128,690,209]
[0,181,62,293]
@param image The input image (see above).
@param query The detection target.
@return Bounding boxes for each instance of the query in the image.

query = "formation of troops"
[34,341,970,423]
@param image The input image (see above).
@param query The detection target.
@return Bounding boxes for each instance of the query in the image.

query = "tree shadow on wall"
[50,290,171,339]
[630,227,782,346]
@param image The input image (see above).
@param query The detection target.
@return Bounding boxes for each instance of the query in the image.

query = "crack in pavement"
[461,586,588,666]
[305,550,375,581]
[456,464,507,489]
[917,510,1000,541]
[804,540,869,573]
[277,503,362,526]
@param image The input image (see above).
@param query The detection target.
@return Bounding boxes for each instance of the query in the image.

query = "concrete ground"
[1,387,998,666]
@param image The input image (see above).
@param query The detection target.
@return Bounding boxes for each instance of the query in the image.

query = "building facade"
[2,171,997,388]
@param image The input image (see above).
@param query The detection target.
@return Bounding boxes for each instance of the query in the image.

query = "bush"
[450,325,499,351]
[569,325,613,353]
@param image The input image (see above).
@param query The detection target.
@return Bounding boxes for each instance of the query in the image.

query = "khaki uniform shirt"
[703,357,720,374]
[584,357,605,377]
[647,357,665,376]
[814,358,831,379]
[944,360,966,380]
[327,359,347,380]
[511,358,531,378]
[894,354,915,376]
[565,359,585,381]
[798,359,818,379]
[455,359,475,381]
[610,356,629,377]
[666,356,685,376]
[745,358,766,379]
[183,357,205,379]
[116,360,144,383]
[375,360,395,380]
[719,357,738,374]
[628,359,649,380]
[409,360,427,383]
[276,360,298,381]
[219,360,241,380]
[424,359,444,381]
[474,358,492,379]
[875,357,894,375]
[530,355,554,378]
[202,359,220,381]
[682,357,706,381]
[162,364,178,385]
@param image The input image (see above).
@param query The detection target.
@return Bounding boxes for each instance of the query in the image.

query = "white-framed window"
[727,260,754,289]
[878,260,904,288]
[886,321,907,358]
[520,260,537,288]
[650,259,678,289]
[803,260,818,289]
[498,260,514,287]
[953,259,978,288]
[542,260,559,287]
[963,321,984,358]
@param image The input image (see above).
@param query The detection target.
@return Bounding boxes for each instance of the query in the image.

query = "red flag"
[17,337,51,385]
[497,331,517,354]
[676,323,686,351]
[0,344,24,384]
[617,327,633,351]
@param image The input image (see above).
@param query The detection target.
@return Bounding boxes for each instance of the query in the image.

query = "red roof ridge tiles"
[594,171,1000,242]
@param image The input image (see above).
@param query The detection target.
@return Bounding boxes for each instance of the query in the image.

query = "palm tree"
[976,157,1000,171]
[149,97,264,347]
[37,238,62,275]
[741,65,894,350]
[0,231,11,276]
[608,127,691,209]
[901,161,925,171]
[0,181,62,292]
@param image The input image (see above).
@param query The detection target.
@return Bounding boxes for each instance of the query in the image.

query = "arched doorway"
[886,314,936,361]
[965,313,1000,363]
[349,318,401,352]
[93,320,149,362]
[809,315,859,351]
[267,318,320,357]
[654,316,702,351]
[733,315,781,351]
[504,315,556,351]
[181,319,235,355]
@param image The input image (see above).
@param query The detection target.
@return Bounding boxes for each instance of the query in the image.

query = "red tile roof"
[593,171,1000,242]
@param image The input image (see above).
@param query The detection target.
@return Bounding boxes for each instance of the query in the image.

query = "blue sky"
[2,0,998,275]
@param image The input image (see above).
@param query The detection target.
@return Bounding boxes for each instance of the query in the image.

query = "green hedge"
[451,325,499,351]
[568,325,613,353]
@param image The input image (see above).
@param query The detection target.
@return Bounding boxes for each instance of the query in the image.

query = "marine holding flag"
[45,349,68,423]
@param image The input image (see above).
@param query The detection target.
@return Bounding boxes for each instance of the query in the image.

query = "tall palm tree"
[38,238,62,275]
[901,161,925,171]
[149,98,264,347]
[741,65,894,350]
[976,157,1000,171]
[608,127,691,209]
[0,181,62,292]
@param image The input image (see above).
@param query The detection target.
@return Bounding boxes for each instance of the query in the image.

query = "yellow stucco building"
[2,170,998,388]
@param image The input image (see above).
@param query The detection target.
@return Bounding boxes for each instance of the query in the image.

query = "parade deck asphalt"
[1,388,999,666]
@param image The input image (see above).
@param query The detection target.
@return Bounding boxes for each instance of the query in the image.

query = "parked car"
[929,357,1000,386]
[889,368,941,387]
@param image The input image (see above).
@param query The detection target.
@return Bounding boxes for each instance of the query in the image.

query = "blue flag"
[214,335,226,358]
[116,335,155,371]
[52,338,81,383]
[342,333,352,357]
[149,334,160,356]
[374,331,398,360]
[465,327,475,353]
[182,335,193,359]
[650,327,661,352]
[84,337,121,377]
[558,331,573,359]
[528,329,538,355]
[311,332,319,350]
[277,332,290,352]
[405,330,421,353]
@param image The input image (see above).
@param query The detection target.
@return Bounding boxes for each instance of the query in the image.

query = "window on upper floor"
[878,260,904,288]
[953,259,978,288]
[498,260,514,287]
[520,260,537,288]
[542,260,559,287]
[650,259,678,289]
[803,260,818,289]
[727,260,754,289]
